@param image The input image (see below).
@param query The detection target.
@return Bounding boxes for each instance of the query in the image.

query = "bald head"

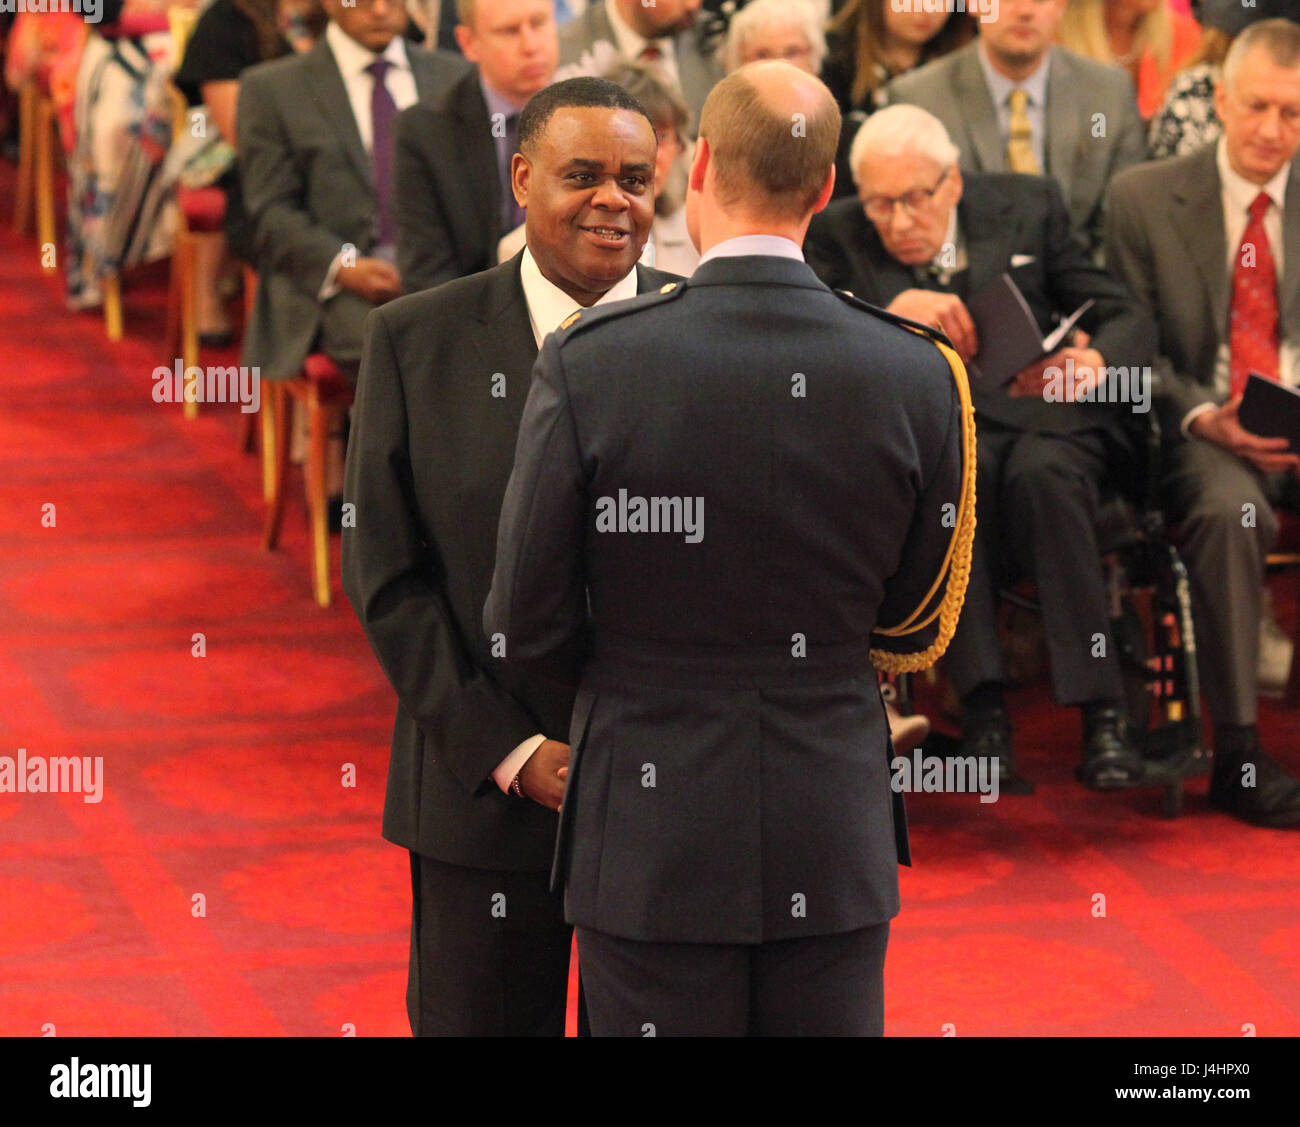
[697,60,841,222]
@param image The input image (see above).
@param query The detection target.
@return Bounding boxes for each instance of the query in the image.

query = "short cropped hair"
[697,65,841,220]
[517,77,656,157]
[849,104,960,187]
[1222,17,1300,90]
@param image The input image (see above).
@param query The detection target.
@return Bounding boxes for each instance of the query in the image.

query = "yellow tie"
[1007,88,1040,175]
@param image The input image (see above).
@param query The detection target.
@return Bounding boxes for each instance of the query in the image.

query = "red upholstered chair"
[262,356,354,608]
[163,183,226,419]
[1267,511,1300,708]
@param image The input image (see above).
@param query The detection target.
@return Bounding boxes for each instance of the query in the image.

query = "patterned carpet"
[2,165,1299,1036]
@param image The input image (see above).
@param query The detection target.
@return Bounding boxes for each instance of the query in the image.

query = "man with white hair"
[1108,18,1300,827]
[807,103,1157,790]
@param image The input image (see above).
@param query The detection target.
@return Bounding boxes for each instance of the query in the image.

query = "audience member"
[1107,17,1300,826]
[887,0,1144,259]
[394,0,558,294]
[557,0,723,131]
[807,105,1157,787]
[1058,0,1202,119]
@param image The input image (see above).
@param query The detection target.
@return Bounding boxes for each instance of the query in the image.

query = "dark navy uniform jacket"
[485,253,965,944]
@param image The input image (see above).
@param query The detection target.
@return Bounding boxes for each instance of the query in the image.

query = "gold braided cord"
[870,334,977,674]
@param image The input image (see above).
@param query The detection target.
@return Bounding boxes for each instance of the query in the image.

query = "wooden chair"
[12,76,60,271]
[12,80,38,237]
[262,356,353,608]
[238,266,276,503]
[1266,512,1300,708]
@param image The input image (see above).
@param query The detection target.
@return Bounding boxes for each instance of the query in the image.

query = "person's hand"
[1189,395,1300,475]
[336,258,403,305]
[1008,347,1105,401]
[885,289,978,363]
[517,739,570,812]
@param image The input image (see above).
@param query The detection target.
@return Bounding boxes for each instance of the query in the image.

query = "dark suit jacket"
[805,171,1156,439]
[342,253,678,870]
[236,36,469,382]
[886,43,1145,258]
[395,67,503,295]
[1106,144,1300,438]
[485,255,968,943]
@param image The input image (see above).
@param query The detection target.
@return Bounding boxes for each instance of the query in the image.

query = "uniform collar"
[698,234,804,265]
[519,246,640,346]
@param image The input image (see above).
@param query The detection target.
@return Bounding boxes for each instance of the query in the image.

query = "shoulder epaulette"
[555,280,687,343]
[833,288,954,352]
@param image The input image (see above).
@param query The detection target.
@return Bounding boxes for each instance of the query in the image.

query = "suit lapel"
[472,255,537,432]
[304,40,374,195]
[953,47,1004,172]
[1045,51,1081,204]
[456,74,502,249]
[1282,163,1300,337]
[959,183,1017,295]
[1169,147,1228,343]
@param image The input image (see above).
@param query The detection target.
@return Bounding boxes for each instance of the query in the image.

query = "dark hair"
[234,0,327,61]
[517,77,656,155]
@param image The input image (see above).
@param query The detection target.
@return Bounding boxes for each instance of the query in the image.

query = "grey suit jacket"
[485,257,969,944]
[886,43,1145,258]
[1106,144,1300,438]
[558,0,722,133]
[237,37,469,383]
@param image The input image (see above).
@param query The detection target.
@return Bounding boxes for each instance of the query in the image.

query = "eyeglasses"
[861,167,950,224]
[747,45,813,63]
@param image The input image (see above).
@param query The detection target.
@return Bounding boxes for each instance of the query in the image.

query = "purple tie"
[366,59,397,246]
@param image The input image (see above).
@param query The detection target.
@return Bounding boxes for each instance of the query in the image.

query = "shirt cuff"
[493,734,546,794]
[1181,401,1217,439]
[318,250,347,302]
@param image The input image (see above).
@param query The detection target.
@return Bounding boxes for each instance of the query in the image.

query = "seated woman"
[1058,0,1202,120]
[172,0,324,343]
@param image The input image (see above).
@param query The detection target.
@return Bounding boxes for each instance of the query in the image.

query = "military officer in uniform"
[485,61,975,1036]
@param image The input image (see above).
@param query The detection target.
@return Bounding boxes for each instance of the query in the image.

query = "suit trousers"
[944,422,1128,706]
[574,922,890,1036]
[406,852,579,1036]
[1160,439,1299,726]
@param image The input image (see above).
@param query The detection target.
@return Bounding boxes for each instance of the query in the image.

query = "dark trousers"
[407,852,579,1036]
[1160,439,1300,726]
[574,922,890,1036]
[945,423,1129,706]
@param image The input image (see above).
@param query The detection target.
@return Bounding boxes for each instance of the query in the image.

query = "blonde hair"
[1058,0,1173,75]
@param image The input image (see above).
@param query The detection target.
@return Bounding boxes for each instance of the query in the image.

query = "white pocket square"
[1010,254,1036,267]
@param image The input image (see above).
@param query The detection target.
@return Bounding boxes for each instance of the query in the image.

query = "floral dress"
[1147,63,1222,161]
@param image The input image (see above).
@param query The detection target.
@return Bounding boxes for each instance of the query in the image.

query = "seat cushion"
[178,186,226,233]
[300,354,354,403]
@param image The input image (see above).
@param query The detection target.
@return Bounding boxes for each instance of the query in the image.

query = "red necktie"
[1229,190,1280,398]
[639,44,663,63]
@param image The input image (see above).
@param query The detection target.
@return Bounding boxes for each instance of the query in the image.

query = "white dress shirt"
[1181,138,1296,436]
[491,246,641,793]
[605,0,682,95]
[318,23,419,298]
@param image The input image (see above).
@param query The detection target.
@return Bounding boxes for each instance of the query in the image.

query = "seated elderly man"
[806,104,1157,789]
[1107,18,1300,828]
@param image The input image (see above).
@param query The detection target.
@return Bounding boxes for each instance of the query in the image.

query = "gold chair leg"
[259,397,276,501]
[307,393,332,608]
[14,82,36,236]
[35,96,58,270]
[103,271,123,340]
[262,384,291,550]
[181,234,199,420]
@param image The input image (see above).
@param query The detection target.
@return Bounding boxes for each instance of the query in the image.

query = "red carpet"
[2,164,1299,1036]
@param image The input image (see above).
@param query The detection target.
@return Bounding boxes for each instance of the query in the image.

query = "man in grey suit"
[1107,18,1300,827]
[886,0,1144,260]
[486,61,973,1035]
[557,0,722,132]
[237,0,468,385]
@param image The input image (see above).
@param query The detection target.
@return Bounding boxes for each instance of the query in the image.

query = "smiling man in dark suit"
[342,76,678,1036]
[394,0,559,294]
[806,104,1156,790]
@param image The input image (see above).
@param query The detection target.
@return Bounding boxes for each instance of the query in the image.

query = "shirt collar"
[605,0,676,65]
[698,234,804,266]
[519,246,641,347]
[1217,135,1290,216]
[325,20,409,80]
[480,73,526,120]
[978,39,1050,108]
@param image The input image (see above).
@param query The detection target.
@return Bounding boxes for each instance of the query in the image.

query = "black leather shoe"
[958,706,1034,793]
[1210,746,1300,827]
[1076,707,1143,790]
